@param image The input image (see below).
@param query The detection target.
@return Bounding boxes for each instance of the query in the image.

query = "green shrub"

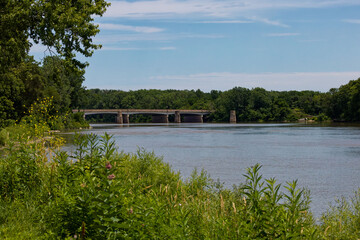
[0,129,8,146]
[314,113,331,122]
[1,132,359,239]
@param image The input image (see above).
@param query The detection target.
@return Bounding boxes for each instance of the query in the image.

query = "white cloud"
[200,20,253,24]
[105,0,243,19]
[159,46,176,50]
[146,72,360,91]
[248,16,289,27]
[100,47,141,51]
[98,23,165,33]
[98,46,176,51]
[95,33,224,44]
[267,33,300,37]
[299,39,324,42]
[105,0,360,20]
[343,19,360,24]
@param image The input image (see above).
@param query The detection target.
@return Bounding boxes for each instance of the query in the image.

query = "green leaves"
[1,0,109,126]
[1,0,110,70]
[241,164,317,239]
[2,133,359,239]
[328,78,360,121]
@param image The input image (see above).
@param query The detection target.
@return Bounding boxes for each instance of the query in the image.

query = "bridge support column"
[174,111,181,123]
[116,111,123,124]
[152,115,169,123]
[230,110,236,124]
[183,115,203,123]
[123,114,130,124]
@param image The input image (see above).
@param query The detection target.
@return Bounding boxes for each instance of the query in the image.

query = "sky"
[31,0,360,92]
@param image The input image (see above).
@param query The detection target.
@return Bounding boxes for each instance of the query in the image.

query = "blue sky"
[31,0,360,92]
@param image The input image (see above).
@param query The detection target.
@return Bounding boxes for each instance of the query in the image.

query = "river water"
[61,122,360,218]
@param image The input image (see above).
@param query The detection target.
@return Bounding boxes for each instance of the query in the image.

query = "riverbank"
[1,131,359,239]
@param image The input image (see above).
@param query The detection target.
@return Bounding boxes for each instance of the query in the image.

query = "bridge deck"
[73,109,213,115]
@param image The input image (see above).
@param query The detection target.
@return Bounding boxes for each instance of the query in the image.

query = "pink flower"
[105,162,112,170]
[107,174,115,180]
[128,208,133,214]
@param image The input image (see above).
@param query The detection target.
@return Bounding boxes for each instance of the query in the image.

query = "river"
[61,122,360,219]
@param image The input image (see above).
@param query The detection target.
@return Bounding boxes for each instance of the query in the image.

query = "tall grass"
[0,132,359,239]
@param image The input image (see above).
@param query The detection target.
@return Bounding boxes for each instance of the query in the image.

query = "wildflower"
[107,174,115,180]
[128,208,133,214]
[105,162,112,170]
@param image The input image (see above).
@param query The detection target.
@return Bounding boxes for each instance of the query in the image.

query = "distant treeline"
[79,77,360,123]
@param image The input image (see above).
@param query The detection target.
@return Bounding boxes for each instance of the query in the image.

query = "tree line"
[79,78,360,123]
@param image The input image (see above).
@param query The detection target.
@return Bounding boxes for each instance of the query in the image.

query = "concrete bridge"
[73,109,221,124]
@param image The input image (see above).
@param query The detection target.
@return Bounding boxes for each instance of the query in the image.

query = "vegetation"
[0,100,359,239]
[79,78,360,123]
[1,0,359,127]
[0,97,88,147]
[1,1,360,237]
[327,79,360,121]
[1,127,360,239]
[1,0,109,128]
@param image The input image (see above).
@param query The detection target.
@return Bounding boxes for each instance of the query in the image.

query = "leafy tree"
[42,56,86,113]
[214,87,251,122]
[0,0,109,126]
[0,57,45,126]
[328,78,360,121]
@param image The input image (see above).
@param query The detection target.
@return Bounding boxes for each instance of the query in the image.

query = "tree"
[328,78,360,121]
[214,87,251,122]
[42,56,86,112]
[0,0,109,127]
[1,0,109,71]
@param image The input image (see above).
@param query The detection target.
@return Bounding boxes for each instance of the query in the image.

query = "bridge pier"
[74,109,213,124]
[230,110,236,124]
[183,114,203,123]
[116,111,123,124]
[152,115,169,123]
[123,114,130,124]
[174,111,181,123]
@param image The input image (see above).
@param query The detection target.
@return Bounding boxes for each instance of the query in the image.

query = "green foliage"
[1,0,109,72]
[328,78,360,121]
[239,164,317,239]
[0,129,8,146]
[81,87,332,123]
[0,0,109,126]
[1,97,88,146]
[320,191,360,239]
[7,133,360,239]
[313,113,331,122]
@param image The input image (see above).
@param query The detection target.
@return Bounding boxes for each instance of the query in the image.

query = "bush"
[314,113,331,122]
[0,129,8,146]
[1,132,360,239]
